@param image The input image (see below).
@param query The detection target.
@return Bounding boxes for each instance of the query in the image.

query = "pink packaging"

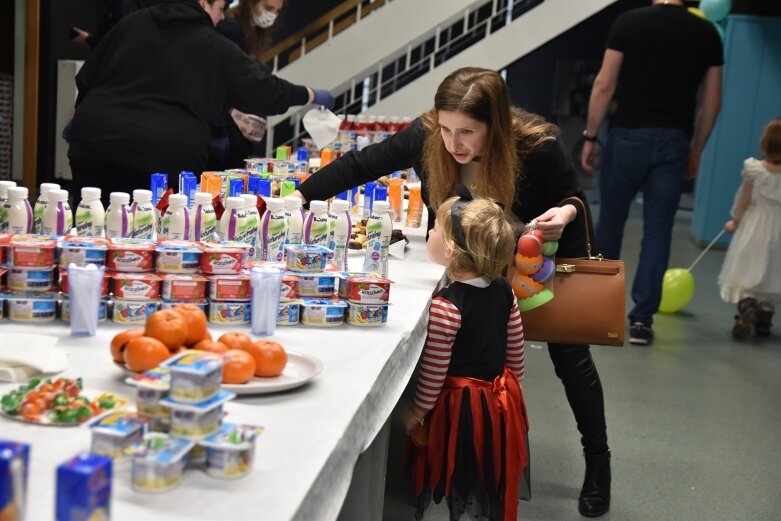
[199,245,245,275]
[207,275,251,301]
[110,272,162,301]
[107,238,156,272]
[7,236,57,268]
[161,274,208,301]
[60,269,111,298]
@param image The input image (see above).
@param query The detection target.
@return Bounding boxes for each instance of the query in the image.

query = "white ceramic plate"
[222,352,323,395]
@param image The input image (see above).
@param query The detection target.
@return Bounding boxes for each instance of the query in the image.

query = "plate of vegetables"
[0,377,126,426]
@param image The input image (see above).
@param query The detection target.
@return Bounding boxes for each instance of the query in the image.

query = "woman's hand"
[533,204,577,241]
[724,219,738,233]
[403,406,426,435]
[290,190,307,204]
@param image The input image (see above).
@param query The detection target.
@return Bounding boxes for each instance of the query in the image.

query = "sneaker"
[629,322,654,345]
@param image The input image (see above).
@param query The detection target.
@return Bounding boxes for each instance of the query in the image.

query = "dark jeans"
[549,343,608,455]
[597,127,690,325]
[69,156,151,208]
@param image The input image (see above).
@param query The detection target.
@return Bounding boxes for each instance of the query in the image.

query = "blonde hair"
[760,118,781,163]
[436,195,515,280]
[421,67,556,212]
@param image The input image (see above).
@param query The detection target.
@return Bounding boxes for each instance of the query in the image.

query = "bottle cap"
[241,194,258,209]
[8,186,29,199]
[49,189,69,202]
[80,187,100,199]
[266,197,284,212]
[309,200,327,213]
[39,183,60,197]
[284,195,303,210]
[194,192,213,205]
[373,200,390,212]
[225,196,245,209]
[167,194,188,207]
[109,192,130,205]
[132,189,152,202]
[331,199,349,212]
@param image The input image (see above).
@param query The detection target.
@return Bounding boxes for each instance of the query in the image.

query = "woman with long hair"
[294,67,612,518]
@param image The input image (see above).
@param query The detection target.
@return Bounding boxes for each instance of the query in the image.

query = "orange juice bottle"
[388,179,403,222]
[406,185,423,228]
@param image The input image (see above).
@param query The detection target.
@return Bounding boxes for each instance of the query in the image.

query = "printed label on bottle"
[305,215,329,247]
[362,218,390,276]
[262,213,287,261]
[33,201,46,233]
[193,206,217,241]
[133,205,155,239]
[0,201,8,231]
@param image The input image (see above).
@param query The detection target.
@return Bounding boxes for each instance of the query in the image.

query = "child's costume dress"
[408,276,528,521]
[718,158,781,304]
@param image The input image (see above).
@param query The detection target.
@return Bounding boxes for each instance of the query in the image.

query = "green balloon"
[658,268,695,314]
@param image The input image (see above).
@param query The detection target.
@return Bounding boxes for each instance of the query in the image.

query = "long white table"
[0,223,443,521]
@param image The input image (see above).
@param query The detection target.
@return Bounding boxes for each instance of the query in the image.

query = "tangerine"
[172,304,210,347]
[145,310,188,349]
[244,340,287,377]
[218,332,254,352]
[124,336,171,372]
[110,328,144,363]
[192,339,229,355]
[221,349,256,384]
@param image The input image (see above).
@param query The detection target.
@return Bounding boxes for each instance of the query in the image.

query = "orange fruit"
[244,340,287,377]
[192,339,229,355]
[124,336,171,372]
[221,349,256,384]
[110,328,144,363]
[218,332,253,352]
[172,304,210,347]
[145,310,188,349]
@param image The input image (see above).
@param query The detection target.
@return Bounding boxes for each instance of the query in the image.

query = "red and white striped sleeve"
[413,296,461,412]
[506,300,525,382]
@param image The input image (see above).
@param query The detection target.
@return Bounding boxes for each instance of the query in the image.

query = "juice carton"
[0,441,30,521]
[55,453,112,521]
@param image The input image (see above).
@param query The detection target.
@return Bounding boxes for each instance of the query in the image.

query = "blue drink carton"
[55,453,112,521]
[0,441,30,521]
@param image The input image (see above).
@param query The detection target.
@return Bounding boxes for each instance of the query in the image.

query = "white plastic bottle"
[363,200,392,277]
[75,187,105,237]
[303,200,330,247]
[105,192,134,238]
[284,195,304,246]
[239,194,261,258]
[131,189,156,240]
[259,197,288,262]
[219,196,245,241]
[5,187,33,234]
[160,194,190,240]
[33,183,60,234]
[190,192,217,242]
[329,199,352,271]
[0,180,17,232]
[41,189,71,236]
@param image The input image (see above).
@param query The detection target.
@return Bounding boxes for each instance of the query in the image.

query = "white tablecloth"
[0,223,443,521]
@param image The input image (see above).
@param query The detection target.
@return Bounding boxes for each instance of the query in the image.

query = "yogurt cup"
[284,244,331,273]
[299,298,348,327]
[160,300,208,313]
[57,236,109,269]
[208,300,251,325]
[59,268,111,298]
[7,235,57,268]
[5,292,57,322]
[7,266,55,292]
[125,368,172,432]
[131,433,194,493]
[60,297,109,322]
[296,273,337,298]
[161,350,223,404]
[346,302,389,327]
[339,276,393,304]
[200,423,264,479]
[155,240,202,274]
[277,301,300,326]
[207,275,251,301]
[88,411,147,461]
[0,233,9,265]
[111,272,162,301]
[160,274,207,301]
[279,274,299,302]
[199,245,246,275]
[160,389,235,439]
[112,299,161,324]
[107,238,156,272]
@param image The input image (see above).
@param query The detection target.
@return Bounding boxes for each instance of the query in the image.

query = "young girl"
[719,118,781,339]
[403,187,528,521]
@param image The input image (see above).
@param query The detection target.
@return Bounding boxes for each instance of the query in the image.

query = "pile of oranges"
[110,304,287,384]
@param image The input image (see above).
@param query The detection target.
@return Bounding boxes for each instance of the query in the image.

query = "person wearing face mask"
[215,0,287,168]
[67,0,334,201]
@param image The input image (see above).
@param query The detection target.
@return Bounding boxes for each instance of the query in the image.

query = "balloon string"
[687,229,726,272]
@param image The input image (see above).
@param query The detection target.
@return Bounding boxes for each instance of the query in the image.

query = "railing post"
[301,36,306,58]
[266,126,274,158]
[357,2,362,22]
[376,62,383,103]
[463,9,469,33]
[294,114,301,149]
[434,26,440,52]
[273,54,278,73]
[328,20,334,41]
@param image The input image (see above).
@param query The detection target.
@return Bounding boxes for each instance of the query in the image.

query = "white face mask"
[253,10,277,28]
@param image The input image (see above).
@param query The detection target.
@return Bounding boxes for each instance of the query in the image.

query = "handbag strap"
[559,196,596,258]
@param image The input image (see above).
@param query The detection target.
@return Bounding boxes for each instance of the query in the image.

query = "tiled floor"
[381,202,781,521]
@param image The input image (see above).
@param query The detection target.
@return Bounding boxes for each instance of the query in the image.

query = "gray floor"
[381,202,781,521]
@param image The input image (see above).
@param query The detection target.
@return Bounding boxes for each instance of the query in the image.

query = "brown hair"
[421,67,556,212]
[436,195,516,280]
[760,118,781,163]
[226,0,280,63]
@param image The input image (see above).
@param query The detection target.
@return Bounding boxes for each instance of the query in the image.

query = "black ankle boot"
[578,451,611,518]
[755,301,775,337]
[733,297,757,339]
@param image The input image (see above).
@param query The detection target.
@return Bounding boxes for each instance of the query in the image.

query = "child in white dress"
[719,118,781,339]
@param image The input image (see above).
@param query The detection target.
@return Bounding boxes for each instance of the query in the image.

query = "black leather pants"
[548,342,609,455]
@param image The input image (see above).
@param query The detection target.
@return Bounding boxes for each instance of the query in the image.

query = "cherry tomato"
[20,402,42,420]
[39,383,53,394]
[65,384,80,398]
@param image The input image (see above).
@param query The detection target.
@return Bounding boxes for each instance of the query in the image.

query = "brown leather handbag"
[517,198,626,347]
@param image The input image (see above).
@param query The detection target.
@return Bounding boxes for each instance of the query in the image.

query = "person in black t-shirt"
[581,0,723,347]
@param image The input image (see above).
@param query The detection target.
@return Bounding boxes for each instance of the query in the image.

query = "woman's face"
[427,219,452,268]
[200,0,227,26]
[438,110,488,164]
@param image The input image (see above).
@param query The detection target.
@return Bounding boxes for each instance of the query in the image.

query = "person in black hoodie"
[67,0,333,201]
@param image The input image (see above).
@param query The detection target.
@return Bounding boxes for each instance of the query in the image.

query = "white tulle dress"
[718,158,781,304]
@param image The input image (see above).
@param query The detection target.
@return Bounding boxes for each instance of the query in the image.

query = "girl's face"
[200,0,227,26]
[438,110,488,164]
[254,0,284,16]
[427,219,453,268]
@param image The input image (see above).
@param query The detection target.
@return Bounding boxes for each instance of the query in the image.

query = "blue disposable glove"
[311,89,335,109]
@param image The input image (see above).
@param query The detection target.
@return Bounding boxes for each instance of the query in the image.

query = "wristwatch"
[582,131,598,142]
